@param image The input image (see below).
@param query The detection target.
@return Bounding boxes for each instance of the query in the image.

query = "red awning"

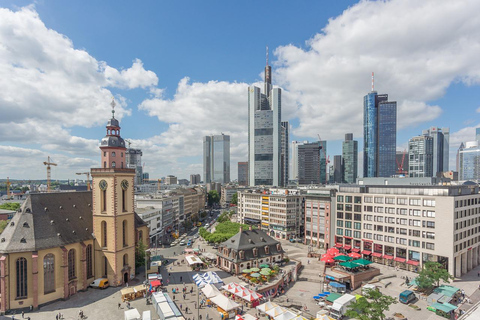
[362,239,373,243]
[344,236,353,239]
[383,255,394,260]
[335,243,343,248]
[394,257,406,263]
[150,280,161,287]
[361,250,372,255]
[351,248,360,253]
[343,245,351,250]
[372,252,382,258]
[407,260,420,266]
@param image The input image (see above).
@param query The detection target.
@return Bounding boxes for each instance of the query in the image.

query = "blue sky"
[1,0,480,181]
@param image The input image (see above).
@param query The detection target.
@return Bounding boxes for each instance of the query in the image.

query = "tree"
[135,240,150,269]
[346,289,397,320]
[207,190,220,206]
[0,202,20,211]
[417,261,453,289]
[0,220,8,234]
[231,192,238,205]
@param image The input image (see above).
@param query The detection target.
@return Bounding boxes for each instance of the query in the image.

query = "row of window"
[356,196,436,207]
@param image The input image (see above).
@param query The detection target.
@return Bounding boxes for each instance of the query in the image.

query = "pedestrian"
[206,313,209,320]
[22,311,25,318]
[126,282,129,287]
[199,315,203,320]
[186,307,189,313]
[180,304,183,310]
[183,293,186,300]
[308,260,310,264]
[194,302,197,309]
[478,271,480,277]
[190,287,193,294]
[173,295,176,300]
[118,302,121,309]
[56,314,59,320]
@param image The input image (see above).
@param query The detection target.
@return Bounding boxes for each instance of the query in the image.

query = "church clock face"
[99,180,108,190]
[121,179,129,190]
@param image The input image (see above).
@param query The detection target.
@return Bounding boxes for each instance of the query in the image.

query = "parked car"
[399,290,416,304]
[180,240,186,246]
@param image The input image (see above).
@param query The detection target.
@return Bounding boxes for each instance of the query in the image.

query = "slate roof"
[217,229,284,263]
[0,192,94,253]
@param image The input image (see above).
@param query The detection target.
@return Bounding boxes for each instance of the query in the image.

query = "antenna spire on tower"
[371,72,375,92]
[111,97,116,118]
[266,45,269,66]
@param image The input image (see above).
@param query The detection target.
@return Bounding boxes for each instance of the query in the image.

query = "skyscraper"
[238,162,248,186]
[203,134,230,184]
[459,141,480,181]
[125,148,143,185]
[281,121,289,186]
[422,127,450,174]
[320,140,328,184]
[298,142,322,185]
[408,135,434,177]
[332,155,343,183]
[291,140,308,182]
[342,133,358,183]
[363,73,397,178]
[248,51,281,186]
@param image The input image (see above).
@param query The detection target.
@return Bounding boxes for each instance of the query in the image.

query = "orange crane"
[43,156,57,192]
[76,172,91,190]
[396,149,408,176]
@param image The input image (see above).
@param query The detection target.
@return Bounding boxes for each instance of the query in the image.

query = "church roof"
[0,192,94,253]
[221,228,280,251]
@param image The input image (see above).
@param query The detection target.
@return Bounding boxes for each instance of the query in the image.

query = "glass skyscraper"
[203,134,230,184]
[342,133,358,183]
[363,89,397,178]
[459,141,480,181]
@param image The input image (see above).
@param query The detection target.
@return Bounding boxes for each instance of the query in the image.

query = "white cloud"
[274,0,480,140]
[104,58,158,89]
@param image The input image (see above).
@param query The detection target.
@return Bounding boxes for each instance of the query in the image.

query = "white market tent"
[266,306,288,318]
[210,294,241,312]
[124,308,141,320]
[256,301,279,313]
[235,315,258,320]
[186,255,204,266]
[194,271,224,288]
[202,283,222,298]
[273,311,297,320]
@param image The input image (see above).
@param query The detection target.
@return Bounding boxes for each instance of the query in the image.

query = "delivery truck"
[330,293,356,319]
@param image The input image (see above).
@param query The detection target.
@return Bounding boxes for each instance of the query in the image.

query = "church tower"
[91,99,136,286]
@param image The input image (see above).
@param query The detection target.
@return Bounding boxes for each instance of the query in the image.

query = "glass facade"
[342,133,358,183]
[363,92,377,177]
[203,134,230,184]
[459,142,480,181]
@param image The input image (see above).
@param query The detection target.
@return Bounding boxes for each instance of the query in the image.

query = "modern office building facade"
[281,121,289,187]
[203,134,230,184]
[190,174,201,185]
[238,162,248,186]
[459,141,480,181]
[304,189,335,249]
[334,183,480,277]
[422,127,450,175]
[248,59,281,186]
[342,133,358,184]
[332,155,343,184]
[320,140,328,184]
[298,142,322,185]
[237,189,303,240]
[291,141,308,182]
[363,89,397,178]
[408,135,434,177]
[126,148,143,185]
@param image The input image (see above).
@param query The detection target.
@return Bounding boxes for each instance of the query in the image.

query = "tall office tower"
[238,162,248,186]
[298,142,322,185]
[459,141,480,181]
[203,134,230,184]
[291,141,308,182]
[422,127,450,174]
[319,140,328,184]
[190,174,201,185]
[342,133,358,183]
[280,121,289,186]
[457,143,464,172]
[126,148,143,185]
[408,135,434,177]
[476,128,480,142]
[363,73,397,177]
[248,52,281,186]
[333,155,343,183]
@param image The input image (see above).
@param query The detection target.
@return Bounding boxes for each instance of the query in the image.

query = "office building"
[203,134,230,184]
[335,182,480,277]
[190,174,201,185]
[248,54,281,186]
[422,127,450,175]
[342,133,358,184]
[165,175,178,185]
[298,142,322,185]
[237,188,303,240]
[408,135,434,177]
[291,141,308,182]
[458,141,480,181]
[320,140,328,184]
[304,189,334,249]
[126,148,143,185]
[332,155,343,183]
[363,75,397,177]
[238,162,248,186]
[281,121,289,187]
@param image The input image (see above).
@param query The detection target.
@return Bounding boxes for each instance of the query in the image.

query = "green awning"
[326,292,342,303]
[333,255,352,262]
[430,302,457,313]
[260,264,270,268]
[339,261,360,268]
[351,258,373,266]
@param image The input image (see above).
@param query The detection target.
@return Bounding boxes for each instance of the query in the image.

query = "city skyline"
[1,1,480,180]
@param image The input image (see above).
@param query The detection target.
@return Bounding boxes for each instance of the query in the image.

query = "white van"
[362,284,379,295]
[89,278,109,289]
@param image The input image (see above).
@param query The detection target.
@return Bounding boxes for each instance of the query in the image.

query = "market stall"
[273,311,297,320]
[202,283,222,298]
[124,308,141,320]
[121,285,147,302]
[256,301,279,314]
[186,254,205,270]
[210,294,241,319]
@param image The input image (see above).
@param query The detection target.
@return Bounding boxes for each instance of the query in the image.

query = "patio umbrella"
[250,267,260,272]
[351,258,373,266]
[242,269,251,273]
[261,268,272,272]
[260,264,269,268]
[327,248,339,255]
[321,254,333,259]
[348,252,361,259]
[260,270,270,276]
[333,255,352,262]
[339,261,360,269]
[320,257,334,263]
[250,273,261,278]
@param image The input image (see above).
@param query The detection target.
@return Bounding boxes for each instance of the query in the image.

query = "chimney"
[249,225,253,231]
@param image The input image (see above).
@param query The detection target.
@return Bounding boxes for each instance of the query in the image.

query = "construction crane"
[76,172,91,191]
[43,156,57,193]
[396,149,408,176]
